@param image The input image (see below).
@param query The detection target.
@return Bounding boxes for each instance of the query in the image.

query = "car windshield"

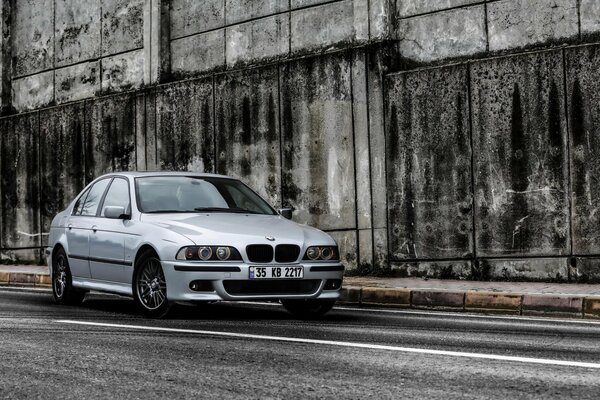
[135,176,277,215]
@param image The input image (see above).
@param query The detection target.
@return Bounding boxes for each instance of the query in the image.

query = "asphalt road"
[1,288,599,399]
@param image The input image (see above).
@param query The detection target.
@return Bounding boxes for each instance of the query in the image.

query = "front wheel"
[52,248,86,305]
[281,299,336,319]
[133,250,171,318]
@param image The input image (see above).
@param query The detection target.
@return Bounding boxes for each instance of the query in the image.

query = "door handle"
[91,225,98,233]
[67,224,73,230]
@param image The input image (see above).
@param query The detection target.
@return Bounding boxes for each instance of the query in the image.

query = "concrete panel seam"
[170,0,351,42]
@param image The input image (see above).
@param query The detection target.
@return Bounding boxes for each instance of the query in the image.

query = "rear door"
[66,178,111,278]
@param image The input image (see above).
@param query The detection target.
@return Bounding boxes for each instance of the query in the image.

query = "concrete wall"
[2,0,600,281]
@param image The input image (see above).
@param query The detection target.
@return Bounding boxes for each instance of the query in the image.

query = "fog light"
[190,280,213,291]
[216,246,231,260]
[324,279,342,290]
[198,246,212,260]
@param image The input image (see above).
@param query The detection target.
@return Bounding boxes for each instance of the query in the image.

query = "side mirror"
[104,206,129,220]
[278,208,293,220]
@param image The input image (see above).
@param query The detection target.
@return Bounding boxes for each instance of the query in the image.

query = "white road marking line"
[56,319,600,369]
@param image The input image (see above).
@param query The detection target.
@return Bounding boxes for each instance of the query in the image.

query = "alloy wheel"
[136,258,167,310]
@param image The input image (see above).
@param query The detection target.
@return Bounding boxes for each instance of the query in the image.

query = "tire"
[281,299,336,319]
[52,248,86,305]
[133,249,171,318]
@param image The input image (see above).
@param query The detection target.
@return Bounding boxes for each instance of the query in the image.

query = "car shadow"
[77,295,358,323]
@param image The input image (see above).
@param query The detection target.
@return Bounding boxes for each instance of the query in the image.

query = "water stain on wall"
[215,67,281,206]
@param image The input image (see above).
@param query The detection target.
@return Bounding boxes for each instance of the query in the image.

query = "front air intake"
[223,280,320,296]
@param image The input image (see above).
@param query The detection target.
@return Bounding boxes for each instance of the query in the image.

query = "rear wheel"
[281,299,336,319]
[52,248,86,305]
[133,250,171,318]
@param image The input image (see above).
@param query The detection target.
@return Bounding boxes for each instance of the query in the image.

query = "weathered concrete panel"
[55,61,100,104]
[12,71,54,112]
[369,0,392,40]
[358,229,373,270]
[328,230,357,270]
[351,50,371,231]
[566,45,600,254]
[581,0,600,40]
[226,14,289,67]
[396,5,486,63]
[55,0,101,66]
[573,258,600,283]
[397,0,480,18]
[373,227,388,270]
[390,261,472,279]
[171,30,225,78]
[143,91,158,170]
[156,79,214,172]
[135,93,147,170]
[39,104,86,236]
[0,113,40,254]
[488,0,578,52]
[291,0,329,7]
[367,48,388,270]
[0,0,11,112]
[215,67,281,207]
[226,0,288,25]
[386,65,472,260]
[280,52,356,230]
[471,51,569,257]
[85,94,137,180]
[102,0,144,56]
[102,49,145,93]
[479,259,569,282]
[170,0,224,39]
[12,0,54,76]
[290,0,368,55]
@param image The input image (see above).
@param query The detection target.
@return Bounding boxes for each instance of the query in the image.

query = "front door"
[89,177,132,283]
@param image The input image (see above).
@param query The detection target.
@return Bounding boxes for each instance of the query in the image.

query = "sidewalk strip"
[56,320,600,369]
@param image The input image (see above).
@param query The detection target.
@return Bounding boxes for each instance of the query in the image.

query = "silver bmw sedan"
[46,172,344,318]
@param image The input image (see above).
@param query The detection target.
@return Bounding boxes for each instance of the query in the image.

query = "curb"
[0,272,51,288]
[340,286,600,319]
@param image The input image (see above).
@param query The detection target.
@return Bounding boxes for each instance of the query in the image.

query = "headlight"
[216,246,231,260]
[198,246,212,260]
[176,246,241,261]
[303,246,339,261]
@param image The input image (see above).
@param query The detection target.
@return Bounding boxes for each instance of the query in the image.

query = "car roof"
[95,171,236,180]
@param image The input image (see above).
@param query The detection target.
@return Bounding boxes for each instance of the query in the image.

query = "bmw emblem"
[266,236,275,241]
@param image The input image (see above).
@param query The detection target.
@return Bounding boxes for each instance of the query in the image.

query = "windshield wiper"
[193,207,260,214]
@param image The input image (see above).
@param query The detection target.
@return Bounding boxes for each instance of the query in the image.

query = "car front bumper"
[161,260,344,302]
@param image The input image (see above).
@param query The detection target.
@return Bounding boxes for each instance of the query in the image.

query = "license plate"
[249,266,304,279]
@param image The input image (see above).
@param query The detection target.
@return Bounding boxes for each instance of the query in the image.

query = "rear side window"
[72,188,90,215]
[100,178,131,216]
[80,179,111,216]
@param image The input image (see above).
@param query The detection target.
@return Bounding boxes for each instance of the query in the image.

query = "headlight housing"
[302,246,339,261]
[176,246,242,261]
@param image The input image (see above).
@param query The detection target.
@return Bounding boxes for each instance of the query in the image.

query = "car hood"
[140,213,335,247]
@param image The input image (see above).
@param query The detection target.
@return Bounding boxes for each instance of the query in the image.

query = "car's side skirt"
[72,277,133,297]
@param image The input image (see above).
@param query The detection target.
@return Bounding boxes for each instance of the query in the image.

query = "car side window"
[100,178,131,216]
[80,179,111,217]
[72,188,91,216]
